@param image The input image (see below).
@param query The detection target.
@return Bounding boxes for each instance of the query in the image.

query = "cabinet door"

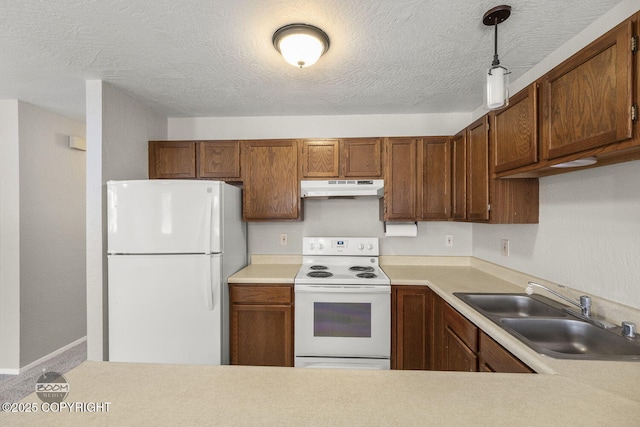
[230,304,293,367]
[540,21,633,160]
[420,137,451,220]
[242,140,300,221]
[492,84,538,173]
[229,285,293,367]
[451,130,467,221]
[392,286,433,370]
[300,140,340,178]
[443,327,478,372]
[198,141,241,179]
[342,138,383,178]
[478,331,533,373]
[148,141,196,179]
[383,138,418,220]
[442,302,478,372]
[467,117,490,222]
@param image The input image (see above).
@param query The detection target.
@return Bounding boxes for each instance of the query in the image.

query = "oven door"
[294,285,390,359]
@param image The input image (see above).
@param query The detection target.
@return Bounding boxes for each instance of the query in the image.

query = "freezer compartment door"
[107,180,221,254]
[108,254,223,365]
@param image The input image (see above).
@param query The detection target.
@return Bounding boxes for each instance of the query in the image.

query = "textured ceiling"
[0,0,625,121]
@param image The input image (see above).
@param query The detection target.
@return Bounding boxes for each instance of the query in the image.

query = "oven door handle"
[295,285,390,294]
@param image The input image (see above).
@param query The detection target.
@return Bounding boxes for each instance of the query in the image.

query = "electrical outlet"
[445,235,454,247]
[280,234,288,245]
[501,239,510,256]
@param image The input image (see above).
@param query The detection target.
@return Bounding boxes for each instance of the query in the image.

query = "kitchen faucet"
[526,281,591,317]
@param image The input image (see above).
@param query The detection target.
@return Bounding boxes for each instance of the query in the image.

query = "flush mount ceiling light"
[483,5,512,110]
[272,23,330,68]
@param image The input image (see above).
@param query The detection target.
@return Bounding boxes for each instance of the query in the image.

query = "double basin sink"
[454,293,640,361]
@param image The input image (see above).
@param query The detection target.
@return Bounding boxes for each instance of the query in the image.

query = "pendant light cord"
[492,23,500,67]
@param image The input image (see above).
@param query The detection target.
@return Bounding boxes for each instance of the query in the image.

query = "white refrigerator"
[107,180,246,365]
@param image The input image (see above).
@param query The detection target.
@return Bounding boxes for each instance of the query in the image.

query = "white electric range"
[294,237,391,370]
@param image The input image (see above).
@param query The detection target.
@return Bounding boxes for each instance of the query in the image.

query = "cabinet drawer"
[444,303,478,351]
[230,285,293,304]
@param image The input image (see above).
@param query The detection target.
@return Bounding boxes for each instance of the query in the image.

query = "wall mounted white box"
[68,136,86,151]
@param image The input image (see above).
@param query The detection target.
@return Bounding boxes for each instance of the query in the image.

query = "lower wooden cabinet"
[391,286,433,370]
[229,284,293,367]
[478,331,534,373]
[433,293,534,373]
[441,300,478,372]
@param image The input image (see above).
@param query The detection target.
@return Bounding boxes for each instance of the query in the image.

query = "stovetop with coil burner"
[294,237,390,286]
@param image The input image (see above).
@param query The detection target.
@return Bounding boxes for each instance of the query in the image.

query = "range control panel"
[302,237,379,256]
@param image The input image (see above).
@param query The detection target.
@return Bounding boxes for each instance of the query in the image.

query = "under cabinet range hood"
[301,179,384,198]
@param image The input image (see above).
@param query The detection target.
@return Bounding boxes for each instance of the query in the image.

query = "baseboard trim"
[1,336,88,376]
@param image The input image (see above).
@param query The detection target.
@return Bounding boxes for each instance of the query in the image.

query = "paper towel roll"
[384,222,418,237]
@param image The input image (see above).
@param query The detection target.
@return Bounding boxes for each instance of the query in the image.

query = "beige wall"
[18,102,86,366]
[0,100,21,373]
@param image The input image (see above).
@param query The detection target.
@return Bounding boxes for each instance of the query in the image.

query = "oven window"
[313,303,371,337]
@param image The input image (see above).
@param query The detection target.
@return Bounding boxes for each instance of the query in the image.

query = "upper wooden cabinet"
[491,83,538,173]
[467,117,490,222]
[149,140,241,181]
[382,137,453,222]
[451,130,467,221]
[541,20,634,161]
[242,140,301,221]
[419,137,452,220]
[342,138,383,178]
[149,141,197,179]
[383,137,418,220]
[299,138,382,179]
[456,116,539,224]
[300,139,340,178]
[198,141,241,179]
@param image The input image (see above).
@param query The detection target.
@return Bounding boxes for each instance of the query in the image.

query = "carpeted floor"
[0,340,87,403]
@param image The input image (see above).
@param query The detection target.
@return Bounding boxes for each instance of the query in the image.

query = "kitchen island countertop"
[11,257,639,426]
[9,360,640,426]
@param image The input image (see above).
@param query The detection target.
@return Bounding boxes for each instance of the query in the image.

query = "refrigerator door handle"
[206,256,214,311]
[204,192,213,254]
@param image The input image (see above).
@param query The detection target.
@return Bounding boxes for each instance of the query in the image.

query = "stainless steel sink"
[501,318,640,360]
[453,292,640,361]
[455,293,568,318]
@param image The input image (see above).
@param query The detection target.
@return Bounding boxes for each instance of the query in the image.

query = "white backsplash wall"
[473,161,640,310]
[248,198,472,256]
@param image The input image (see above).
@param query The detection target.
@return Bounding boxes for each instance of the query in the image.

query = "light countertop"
[9,361,640,426]
[227,257,640,402]
[10,257,640,425]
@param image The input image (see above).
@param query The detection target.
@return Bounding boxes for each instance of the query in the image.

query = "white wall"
[472,0,640,310]
[86,81,167,361]
[249,198,472,256]
[18,102,86,366]
[168,113,471,140]
[0,100,21,373]
[475,161,640,309]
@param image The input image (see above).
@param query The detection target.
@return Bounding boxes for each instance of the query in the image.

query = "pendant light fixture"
[272,23,330,68]
[483,5,511,110]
